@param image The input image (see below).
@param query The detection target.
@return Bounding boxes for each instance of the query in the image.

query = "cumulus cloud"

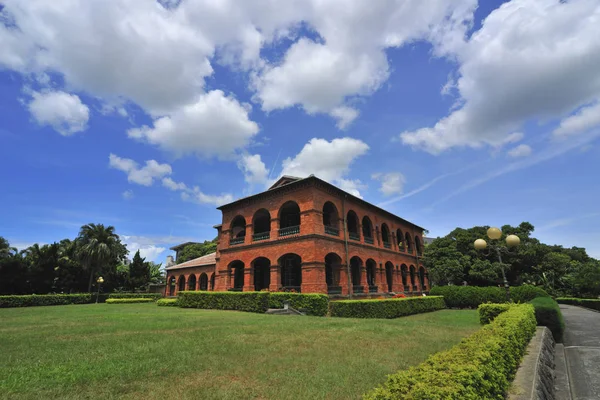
[400,0,600,154]
[238,153,269,185]
[122,190,134,200]
[27,91,89,135]
[108,154,172,186]
[180,188,233,206]
[507,144,532,158]
[372,172,406,196]
[554,100,600,137]
[162,177,187,191]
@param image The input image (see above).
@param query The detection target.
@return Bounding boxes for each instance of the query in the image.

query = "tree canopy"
[177,239,217,263]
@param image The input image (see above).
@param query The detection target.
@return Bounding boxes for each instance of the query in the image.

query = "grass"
[0,303,479,400]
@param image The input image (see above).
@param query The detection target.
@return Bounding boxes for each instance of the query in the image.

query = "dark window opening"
[280,254,301,289]
[253,257,271,291]
[187,275,196,291]
[199,273,208,290]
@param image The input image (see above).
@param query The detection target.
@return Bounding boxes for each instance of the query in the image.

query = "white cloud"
[238,154,268,185]
[182,187,234,207]
[122,190,134,200]
[554,100,600,137]
[507,144,532,158]
[278,137,369,197]
[401,0,600,154]
[336,179,366,199]
[162,177,187,191]
[108,154,172,186]
[127,90,259,158]
[27,91,89,136]
[372,172,406,196]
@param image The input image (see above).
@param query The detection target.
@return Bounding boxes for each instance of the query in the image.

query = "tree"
[177,239,217,263]
[148,262,165,285]
[0,237,28,295]
[76,224,127,292]
[22,243,60,294]
[129,250,150,291]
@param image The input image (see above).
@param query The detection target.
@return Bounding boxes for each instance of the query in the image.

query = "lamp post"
[95,276,104,304]
[474,227,521,301]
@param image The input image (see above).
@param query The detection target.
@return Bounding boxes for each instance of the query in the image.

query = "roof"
[165,252,216,270]
[169,241,200,251]
[217,175,425,231]
[268,175,302,190]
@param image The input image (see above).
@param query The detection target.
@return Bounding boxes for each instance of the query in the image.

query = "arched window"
[323,202,340,236]
[350,256,363,289]
[409,265,416,290]
[415,236,423,256]
[405,232,413,253]
[252,209,271,241]
[187,274,197,291]
[229,261,244,291]
[396,229,405,251]
[362,216,374,244]
[178,275,186,292]
[325,253,342,294]
[366,259,377,291]
[199,273,208,290]
[381,224,391,248]
[230,215,246,245]
[279,254,302,290]
[168,276,176,296]
[401,264,408,288]
[252,257,271,291]
[419,267,426,290]
[347,211,360,241]
[210,273,215,291]
[385,262,394,292]
[279,201,301,236]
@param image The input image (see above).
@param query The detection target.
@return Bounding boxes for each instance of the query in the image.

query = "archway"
[210,273,215,291]
[279,253,302,291]
[401,264,408,289]
[187,274,197,291]
[229,261,244,291]
[279,201,301,236]
[415,236,423,256]
[230,215,246,245]
[419,267,426,290]
[396,229,405,251]
[347,210,360,240]
[325,253,342,294]
[381,224,390,248]
[405,232,413,253]
[199,273,208,290]
[366,259,377,292]
[252,257,271,291]
[178,275,186,292]
[409,265,416,290]
[362,216,373,244]
[350,256,363,290]
[253,209,271,241]
[323,202,340,235]
[168,276,176,296]
[385,262,394,292]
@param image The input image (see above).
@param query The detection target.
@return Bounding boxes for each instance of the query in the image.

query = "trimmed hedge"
[557,297,600,311]
[178,291,270,313]
[478,303,511,324]
[329,296,445,319]
[530,297,564,342]
[429,285,550,308]
[268,292,329,316]
[0,294,92,308]
[157,298,178,307]
[364,304,537,399]
[105,298,155,304]
[108,293,163,301]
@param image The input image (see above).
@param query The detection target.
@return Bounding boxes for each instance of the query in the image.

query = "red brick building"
[165,175,428,297]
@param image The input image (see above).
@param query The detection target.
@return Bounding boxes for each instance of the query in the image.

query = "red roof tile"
[166,252,216,270]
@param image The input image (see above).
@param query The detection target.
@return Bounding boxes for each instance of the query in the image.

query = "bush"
[157,298,178,307]
[511,285,550,303]
[105,298,155,304]
[429,286,505,308]
[478,303,511,324]
[529,297,564,342]
[108,293,163,301]
[364,304,536,399]
[557,297,600,311]
[0,294,92,308]
[178,291,270,313]
[329,296,445,319]
[268,292,329,316]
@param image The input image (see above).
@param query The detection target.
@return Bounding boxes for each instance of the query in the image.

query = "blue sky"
[1,0,600,261]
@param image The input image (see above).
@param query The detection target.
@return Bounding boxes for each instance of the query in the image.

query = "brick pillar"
[393,266,403,292]
[269,265,280,291]
[339,263,349,295]
[301,262,327,294]
[359,266,368,293]
[271,218,279,239]
[424,274,429,291]
[243,265,254,292]
[378,264,385,293]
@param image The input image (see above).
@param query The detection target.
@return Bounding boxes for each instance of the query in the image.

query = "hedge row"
[157,298,178,307]
[105,298,155,304]
[365,304,537,399]
[0,294,92,308]
[478,303,511,324]
[268,292,329,316]
[108,293,163,301]
[329,296,445,319]
[530,297,564,342]
[557,297,600,311]
[429,285,550,308]
[178,291,270,313]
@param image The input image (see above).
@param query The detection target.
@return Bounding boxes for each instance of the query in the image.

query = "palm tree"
[0,237,17,258]
[76,224,126,292]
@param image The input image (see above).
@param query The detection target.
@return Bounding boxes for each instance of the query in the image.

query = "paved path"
[559,305,600,400]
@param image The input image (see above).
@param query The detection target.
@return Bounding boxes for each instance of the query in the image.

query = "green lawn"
[0,304,479,400]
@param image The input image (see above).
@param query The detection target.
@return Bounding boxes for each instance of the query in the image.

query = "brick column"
[243,265,254,292]
[271,218,279,239]
[301,262,327,294]
[378,263,385,293]
[269,265,280,291]
[393,266,403,292]
[339,264,349,295]
[359,266,368,293]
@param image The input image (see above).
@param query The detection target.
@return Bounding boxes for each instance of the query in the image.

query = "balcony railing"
[253,232,270,242]
[324,226,340,236]
[229,237,245,246]
[364,237,374,245]
[282,286,301,293]
[279,225,300,237]
[327,286,342,295]
[368,285,378,293]
[352,285,364,293]
[413,285,418,292]
[383,242,391,249]
[349,232,360,241]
